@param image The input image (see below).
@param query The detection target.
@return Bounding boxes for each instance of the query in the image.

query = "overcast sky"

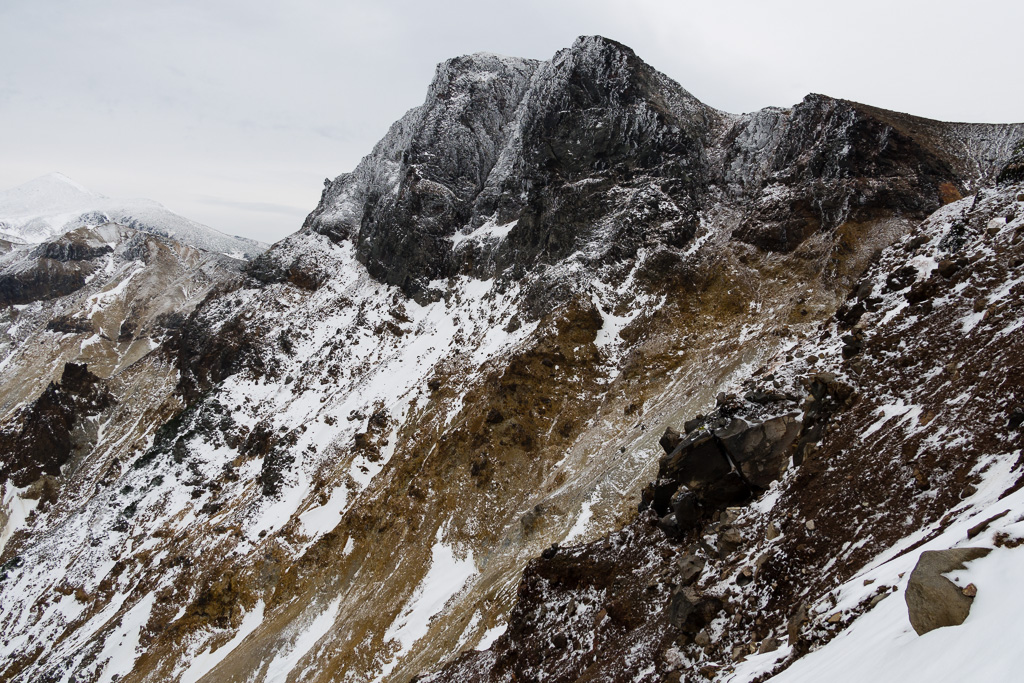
[1,0,1021,244]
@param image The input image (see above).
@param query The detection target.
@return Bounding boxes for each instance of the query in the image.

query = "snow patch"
[0,482,40,555]
[263,596,342,683]
[94,592,157,683]
[299,485,349,538]
[450,218,518,246]
[562,500,595,545]
[379,530,478,679]
[179,600,265,683]
[475,622,507,651]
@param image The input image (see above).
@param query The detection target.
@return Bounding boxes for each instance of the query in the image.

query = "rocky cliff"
[1,35,1022,683]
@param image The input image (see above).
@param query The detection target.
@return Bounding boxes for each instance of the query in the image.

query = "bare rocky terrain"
[1,35,1022,683]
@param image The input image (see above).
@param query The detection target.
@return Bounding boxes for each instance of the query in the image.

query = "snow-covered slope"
[0,173,265,259]
[0,36,1022,683]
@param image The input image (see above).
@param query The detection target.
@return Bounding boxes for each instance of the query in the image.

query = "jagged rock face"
[2,35,1024,683]
[0,229,117,306]
[471,38,717,276]
[426,179,1024,683]
[724,96,968,252]
[0,363,113,487]
[302,37,722,298]
[299,36,1018,302]
[998,140,1024,184]
[302,53,539,291]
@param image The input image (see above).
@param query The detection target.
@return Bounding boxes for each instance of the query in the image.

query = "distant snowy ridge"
[0,173,266,259]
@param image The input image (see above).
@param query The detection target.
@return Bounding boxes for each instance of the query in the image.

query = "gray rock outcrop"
[905,547,991,635]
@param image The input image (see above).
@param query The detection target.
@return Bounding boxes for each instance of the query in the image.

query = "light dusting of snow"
[378,530,478,680]
[179,600,266,683]
[263,597,342,683]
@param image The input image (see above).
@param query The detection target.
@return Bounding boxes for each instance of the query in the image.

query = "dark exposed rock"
[661,432,733,497]
[787,603,809,646]
[645,403,810,519]
[45,315,93,335]
[758,635,780,654]
[668,585,723,635]
[0,363,114,487]
[905,278,938,305]
[36,240,112,263]
[638,476,678,516]
[260,447,295,498]
[794,373,856,464]
[676,546,706,586]
[885,265,919,292]
[671,488,701,527]
[659,426,683,454]
[905,548,991,635]
[841,330,864,359]
[997,141,1024,185]
[0,259,94,306]
[246,251,325,291]
[936,258,963,279]
[176,303,266,403]
[717,413,801,489]
[728,95,966,253]
[717,527,743,557]
[656,513,681,537]
[683,415,705,433]
[967,510,1009,540]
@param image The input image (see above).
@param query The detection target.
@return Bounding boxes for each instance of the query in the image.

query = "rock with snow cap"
[905,547,991,635]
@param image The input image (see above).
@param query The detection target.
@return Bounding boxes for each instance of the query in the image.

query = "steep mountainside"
[0,221,249,537]
[425,176,1024,683]
[0,173,266,260]
[1,36,1022,683]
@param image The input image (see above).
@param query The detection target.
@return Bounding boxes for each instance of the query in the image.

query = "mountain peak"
[0,172,105,219]
[35,171,98,195]
[425,51,539,105]
[0,173,264,258]
[569,34,636,56]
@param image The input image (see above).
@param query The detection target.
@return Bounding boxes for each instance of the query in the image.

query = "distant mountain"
[0,173,266,260]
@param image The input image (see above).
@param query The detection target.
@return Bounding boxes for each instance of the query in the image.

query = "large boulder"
[905,547,991,635]
[716,413,802,489]
[646,409,805,519]
[659,426,684,454]
[662,432,733,491]
[668,585,723,635]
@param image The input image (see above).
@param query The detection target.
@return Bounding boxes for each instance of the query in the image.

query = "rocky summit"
[2,35,1024,683]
